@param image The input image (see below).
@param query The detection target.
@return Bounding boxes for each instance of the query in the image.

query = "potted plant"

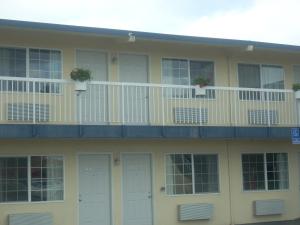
[193,77,210,96]
[70,68,91,91]
[293,83,300,99]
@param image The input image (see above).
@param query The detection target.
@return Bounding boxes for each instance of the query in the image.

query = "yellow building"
[0,19,299,225]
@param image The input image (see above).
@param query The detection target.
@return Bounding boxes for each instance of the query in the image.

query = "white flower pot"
[194,85,206,96]
[75,81,87,91]
[295,90,300,99]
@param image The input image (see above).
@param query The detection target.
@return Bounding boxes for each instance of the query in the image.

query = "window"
[238,64,284,100]
[242,153,289,191]
[0,156,64,203]
[166,154,219,195]
[0,47,62,93]
[0,157,28,202]
[162,59,214,86]
[293,65,300,84]
[162,58,214,98]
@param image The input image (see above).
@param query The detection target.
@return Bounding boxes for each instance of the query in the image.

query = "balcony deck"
[0,77,298,128]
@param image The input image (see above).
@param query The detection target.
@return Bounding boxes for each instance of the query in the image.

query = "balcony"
[0,77,298,127]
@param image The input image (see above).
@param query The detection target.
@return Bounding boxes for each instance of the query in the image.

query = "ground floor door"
[78,154,111,225]
[119,54,149,124]
[122,153,153,225]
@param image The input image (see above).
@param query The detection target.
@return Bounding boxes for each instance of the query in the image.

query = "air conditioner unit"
[174,107,208,124]
[7,103,50,122]
[178,203,214,221]
[248,109,278,125]
[8,213,53,225]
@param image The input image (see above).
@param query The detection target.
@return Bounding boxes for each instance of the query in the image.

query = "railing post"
[33,81,36,124]
[161,86,165,126]
[266,91,271,127]
[121,84,125,125]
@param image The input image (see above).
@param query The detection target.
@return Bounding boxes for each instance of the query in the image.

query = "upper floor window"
[238,64,284,101]
[29,49,62,79]
[0,47,62,92]
[166,153,219,195]
[162,58,214,86]
[242,153,289,191]
[162,58,215,98]
[293,65,300,84]
[238,64,284,89]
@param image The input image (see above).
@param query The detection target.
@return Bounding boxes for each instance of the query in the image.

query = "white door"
[76,50,108,124]
[122,154,153,225]
[78,154,111,225]
[119,54,149,124]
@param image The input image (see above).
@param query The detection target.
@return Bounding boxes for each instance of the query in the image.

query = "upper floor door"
[76,49,108,124]
[118,53,149,124]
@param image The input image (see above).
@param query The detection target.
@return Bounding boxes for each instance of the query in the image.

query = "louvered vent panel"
[8,213,53,225]
[174,108,208,124]
[7,103,49,122]
[178,203,213,221]
[254,199,284,216]
[248,110,278,125]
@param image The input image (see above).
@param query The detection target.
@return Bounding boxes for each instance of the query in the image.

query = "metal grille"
[7,103,50,122]
[248,109,278,125]
[178,203,214,221]
[254,200,284,216]
[174,108,208,124]
[9,213,53,225]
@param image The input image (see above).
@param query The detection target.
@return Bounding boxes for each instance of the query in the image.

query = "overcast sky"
[1,0,299,45]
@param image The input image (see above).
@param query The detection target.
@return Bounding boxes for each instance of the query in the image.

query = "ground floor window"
[242,153,289,191]
[166,153,219,195]
[0,156,64,203]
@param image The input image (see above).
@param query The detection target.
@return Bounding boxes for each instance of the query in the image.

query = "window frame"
[0,154,65,204]
[164,153,220,196]
[293,65,300,84]
[0,45,63,80]
[161,57,216,87]
[237,62,286,90]
[241,152,289,192]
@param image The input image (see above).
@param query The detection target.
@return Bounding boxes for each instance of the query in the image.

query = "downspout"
[226,140,234,225]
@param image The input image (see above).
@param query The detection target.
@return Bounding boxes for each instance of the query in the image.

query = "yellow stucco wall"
[0,139,299,225]
[0,27,300,88]
[0,27,299,126]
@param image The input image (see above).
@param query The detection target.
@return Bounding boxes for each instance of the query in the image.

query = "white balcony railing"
[0,77,298,127]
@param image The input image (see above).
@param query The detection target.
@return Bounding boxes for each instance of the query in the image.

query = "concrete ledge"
[0,124,294,139]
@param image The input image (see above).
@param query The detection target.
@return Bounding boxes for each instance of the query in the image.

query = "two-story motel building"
[0,19,300,225]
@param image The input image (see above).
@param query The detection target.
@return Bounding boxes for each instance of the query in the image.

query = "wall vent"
[8,213,53,225]
[174,107,208,124]
[248,109,278,125]
[178,203,213,221]
[254,199,284,216]
[7,103,49,122]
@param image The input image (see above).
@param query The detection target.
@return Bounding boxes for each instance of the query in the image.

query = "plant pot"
[295,90,300,99]
[194,85,206,96]
[75,81,87,91]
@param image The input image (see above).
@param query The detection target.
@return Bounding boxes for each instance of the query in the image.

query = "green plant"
[70,68,91,82]
[193,77,210,87]
[293,83,300,92]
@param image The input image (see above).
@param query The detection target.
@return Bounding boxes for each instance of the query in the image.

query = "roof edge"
[1,18,300,53]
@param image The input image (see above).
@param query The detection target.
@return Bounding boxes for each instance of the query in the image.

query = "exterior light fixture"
[128,32,136,42]
[246,45,254,51]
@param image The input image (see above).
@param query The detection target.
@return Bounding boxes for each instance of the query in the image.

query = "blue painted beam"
[0,124,292,140]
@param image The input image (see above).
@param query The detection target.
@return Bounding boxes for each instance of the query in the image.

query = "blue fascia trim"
[1,19,300,53]
[0,124,292,140]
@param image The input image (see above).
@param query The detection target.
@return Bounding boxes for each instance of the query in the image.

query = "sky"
[0,0,300,45]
